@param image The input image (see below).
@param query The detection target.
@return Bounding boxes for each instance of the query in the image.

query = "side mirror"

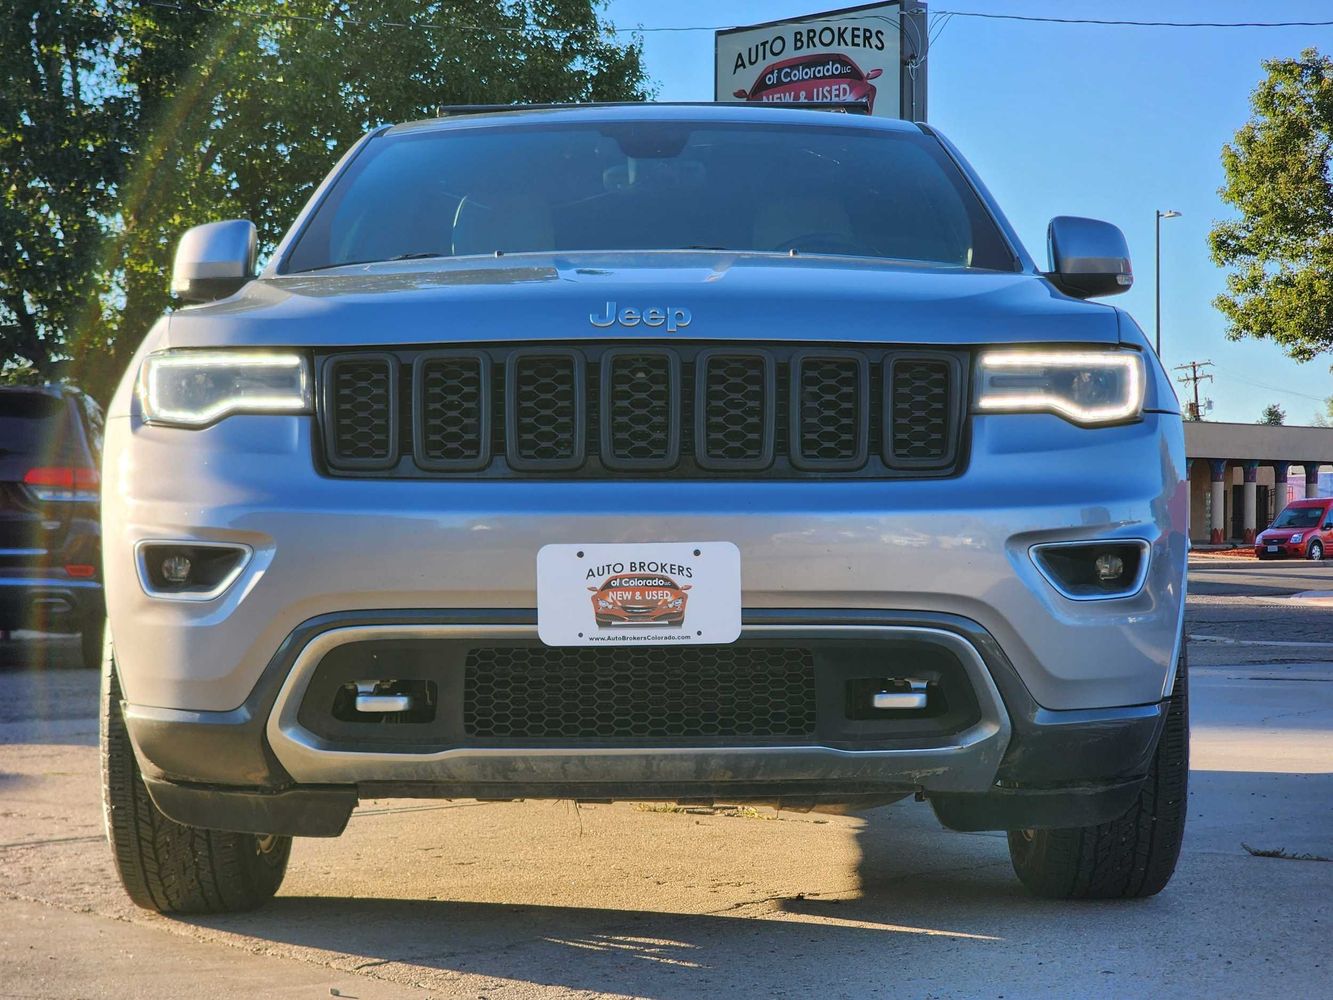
[171,220,257,302]
[1045,216,1133,299]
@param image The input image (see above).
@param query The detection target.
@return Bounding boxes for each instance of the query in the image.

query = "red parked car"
[733,53,882,113]
[1255,499,1333,560]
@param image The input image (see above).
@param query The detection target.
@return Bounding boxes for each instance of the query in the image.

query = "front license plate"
[1267,545,1279,552]
[537,541,741,647]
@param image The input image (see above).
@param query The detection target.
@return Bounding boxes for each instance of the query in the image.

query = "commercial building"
[1184,422,1333,546]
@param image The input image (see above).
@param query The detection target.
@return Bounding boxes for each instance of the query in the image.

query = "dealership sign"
[715,2,923,119]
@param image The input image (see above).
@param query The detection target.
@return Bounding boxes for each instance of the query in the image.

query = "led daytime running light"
[976,350,1145,425]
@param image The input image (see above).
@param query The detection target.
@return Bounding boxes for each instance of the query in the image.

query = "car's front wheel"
[1007,649,1188,899]
[1308,540,1324,561]
[100,638,291,914]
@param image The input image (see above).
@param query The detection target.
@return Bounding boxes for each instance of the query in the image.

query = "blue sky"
[603,0,1333,424]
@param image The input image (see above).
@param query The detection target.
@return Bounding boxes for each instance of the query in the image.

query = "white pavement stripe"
[1189,633,1333,648]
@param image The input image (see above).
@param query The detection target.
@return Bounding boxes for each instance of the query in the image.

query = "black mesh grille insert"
[889,359,954,466]
[507,352,583,469]
[416,353,488,469]
[318,344,965,478]
[601,350,678,469]
[325,355,395,467]
[463,645,817,740]
[697,352,773,469]
[791,354,867,470]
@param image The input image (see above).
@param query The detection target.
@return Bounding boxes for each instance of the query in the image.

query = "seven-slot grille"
[319,344,965,478]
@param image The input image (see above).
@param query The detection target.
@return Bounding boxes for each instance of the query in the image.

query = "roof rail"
[431,100,872,119]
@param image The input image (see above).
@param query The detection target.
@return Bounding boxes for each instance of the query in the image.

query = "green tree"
[4,1,651,401]
[0,2,128,379]
[1210,49,1333,362]
[1258,402,1286,425]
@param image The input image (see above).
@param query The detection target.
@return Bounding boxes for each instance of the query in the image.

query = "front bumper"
[1255,540,1304,558]
[103,409,1188,714]
[124,608,1166,837]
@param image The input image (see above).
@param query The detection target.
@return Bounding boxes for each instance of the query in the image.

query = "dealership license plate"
[537,542,741,647]
[1267,545,1279,552]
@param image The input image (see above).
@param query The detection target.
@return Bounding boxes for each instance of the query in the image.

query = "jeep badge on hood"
[590,301,692,332]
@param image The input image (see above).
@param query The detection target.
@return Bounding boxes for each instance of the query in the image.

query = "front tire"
[100,641,291,914]
[1007,649,1189,900]
[1309,540,1324,561]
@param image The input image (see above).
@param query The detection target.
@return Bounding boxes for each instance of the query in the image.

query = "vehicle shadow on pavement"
[184,882,1019,999]
[169,767,1333,999]
[164,811,1090,997]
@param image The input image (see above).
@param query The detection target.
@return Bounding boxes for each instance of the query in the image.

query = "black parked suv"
[0,384,105,667]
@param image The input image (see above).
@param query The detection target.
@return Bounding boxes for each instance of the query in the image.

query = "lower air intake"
[463,645,817,740]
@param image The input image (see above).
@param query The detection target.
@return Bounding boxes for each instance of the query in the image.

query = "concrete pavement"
[1,564,1330,999]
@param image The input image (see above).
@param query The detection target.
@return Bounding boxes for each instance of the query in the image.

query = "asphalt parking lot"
[2,559,1330,999]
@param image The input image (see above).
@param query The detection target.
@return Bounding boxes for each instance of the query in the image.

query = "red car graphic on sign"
[588,574,691,627]
[733,53,882,113]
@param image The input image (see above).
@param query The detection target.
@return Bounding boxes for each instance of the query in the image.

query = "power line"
[1211,365,1331,405]
[928,11,1333,29]
[128,2,1333,38]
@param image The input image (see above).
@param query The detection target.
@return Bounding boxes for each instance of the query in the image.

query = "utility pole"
[1174,360,1214,420]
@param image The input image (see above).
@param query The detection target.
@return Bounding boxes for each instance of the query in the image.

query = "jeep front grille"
[322,353,397,468]
[317,343,966,479]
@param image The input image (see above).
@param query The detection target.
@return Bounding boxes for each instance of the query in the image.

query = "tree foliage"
[1258,402,1286,425]
[1,2,127,379]
[1210,48,1333,362]
[2,1,651,401]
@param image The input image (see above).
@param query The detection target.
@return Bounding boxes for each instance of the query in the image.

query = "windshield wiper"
[294,252,448,273]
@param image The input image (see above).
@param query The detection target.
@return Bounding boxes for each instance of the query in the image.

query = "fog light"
[1031,540,1149,600]
[136,541,251,601]
[1094,553,1125,582]
[161,554,192,584]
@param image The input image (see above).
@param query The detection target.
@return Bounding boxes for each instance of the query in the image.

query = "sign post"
[714,2,926,121]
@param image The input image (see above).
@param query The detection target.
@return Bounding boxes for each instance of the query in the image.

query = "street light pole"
[1155,209,1182,356]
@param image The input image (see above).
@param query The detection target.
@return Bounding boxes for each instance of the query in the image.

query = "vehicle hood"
[166,251,1119,349]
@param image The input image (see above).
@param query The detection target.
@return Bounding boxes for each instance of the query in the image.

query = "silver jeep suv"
[101,104,1188,914]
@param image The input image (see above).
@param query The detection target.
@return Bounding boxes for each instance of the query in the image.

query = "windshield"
[1270,506,1325,529]
[284,120,1016,272]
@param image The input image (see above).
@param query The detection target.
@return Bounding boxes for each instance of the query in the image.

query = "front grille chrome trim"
[265,622,1011,792]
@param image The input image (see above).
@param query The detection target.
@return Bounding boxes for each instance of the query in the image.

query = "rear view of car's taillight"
[23,466,100,502]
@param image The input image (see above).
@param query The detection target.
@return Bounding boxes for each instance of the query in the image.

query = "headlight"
[1291,533,1304,544]
[975,350,1145,426]
[597,599,613,609]
[138,350,310,427]
[669,598,684,609]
